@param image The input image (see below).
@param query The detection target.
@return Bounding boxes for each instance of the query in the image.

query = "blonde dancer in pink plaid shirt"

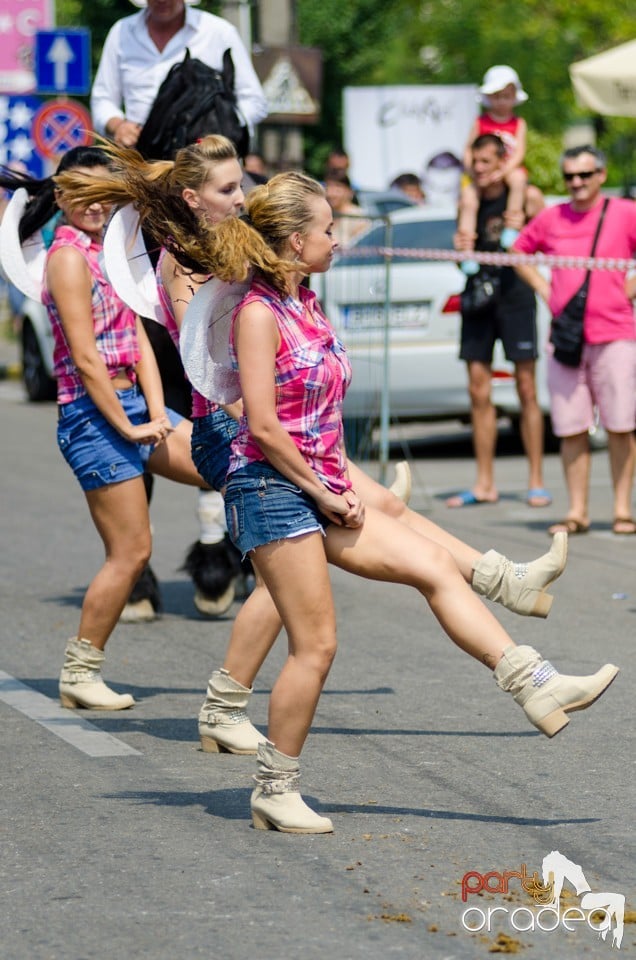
[157,170,617,835]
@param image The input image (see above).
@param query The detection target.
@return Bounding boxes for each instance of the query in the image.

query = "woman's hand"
[120,415,173,446]
[315,488,365,528]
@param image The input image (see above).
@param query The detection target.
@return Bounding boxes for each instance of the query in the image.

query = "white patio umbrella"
[570,40,636,116]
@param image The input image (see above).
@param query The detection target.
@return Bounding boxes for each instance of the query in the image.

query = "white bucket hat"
[479,65,528,105]
[129,0,200,7]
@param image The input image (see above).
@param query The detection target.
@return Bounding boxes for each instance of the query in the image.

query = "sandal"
[527,487,552,508]
[612,517,636,535]
[547,518,590,536]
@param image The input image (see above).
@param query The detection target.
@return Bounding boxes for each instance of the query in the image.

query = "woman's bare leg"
[250,533,337,757]
[325,506,512,668]
[348,461,481,580]
[80,476,152,649]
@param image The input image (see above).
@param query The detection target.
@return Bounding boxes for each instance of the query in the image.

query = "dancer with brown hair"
[0,147,207,709]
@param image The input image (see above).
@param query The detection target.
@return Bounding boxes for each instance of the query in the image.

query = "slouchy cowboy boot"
[494,644,618,738]
[388,461,412,505]
[59,637,135,710]
[472,532,568,618]
[250,741,333,834]
[198,668,265,754]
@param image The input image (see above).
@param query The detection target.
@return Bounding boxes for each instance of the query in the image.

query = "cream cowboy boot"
[199,668,266,754]
[494,644,618,737]
[250,741,333,834]
[472,532,568,618]
[59,637,135,710]
[388,460,412,505]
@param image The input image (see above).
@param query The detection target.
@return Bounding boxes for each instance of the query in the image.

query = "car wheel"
[21,319,56,402]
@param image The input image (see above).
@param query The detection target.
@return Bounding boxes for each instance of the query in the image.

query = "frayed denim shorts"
[224,461,329,556]
[57,385,183,492]
[190,408,239,491]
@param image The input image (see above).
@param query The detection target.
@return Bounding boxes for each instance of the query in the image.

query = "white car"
[311,205,551,445]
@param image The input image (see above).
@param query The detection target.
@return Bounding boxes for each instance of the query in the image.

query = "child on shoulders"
[458,65,529,263]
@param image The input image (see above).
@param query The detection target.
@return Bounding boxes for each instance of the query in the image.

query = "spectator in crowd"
[390,172,426,204]
[422,150,463,206]
[458,65,530,257]
[243,151,269,183]
[324,170,369,247]
[513,145,636,535]
[448,133,548,509]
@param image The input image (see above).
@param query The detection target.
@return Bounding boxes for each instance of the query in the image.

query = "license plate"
[342,302,431,330]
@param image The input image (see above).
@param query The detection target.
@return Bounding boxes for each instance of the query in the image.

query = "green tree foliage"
[298,0,635,184]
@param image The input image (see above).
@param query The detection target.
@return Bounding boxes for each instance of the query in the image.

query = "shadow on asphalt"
[99,788,601,828]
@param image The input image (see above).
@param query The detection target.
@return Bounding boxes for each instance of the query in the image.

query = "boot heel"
[532,592,553,618]
[200,735,228,753]
[534,708,569,738]
[251,810,274,830]
[60,692,79,709]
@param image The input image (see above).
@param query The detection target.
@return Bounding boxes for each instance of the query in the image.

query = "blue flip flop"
[527,487,553,508]
[446,490,498,508]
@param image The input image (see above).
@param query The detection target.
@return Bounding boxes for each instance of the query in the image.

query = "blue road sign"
[34,29,91,96]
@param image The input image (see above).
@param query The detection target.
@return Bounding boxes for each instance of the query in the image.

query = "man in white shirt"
[91,0,267,150]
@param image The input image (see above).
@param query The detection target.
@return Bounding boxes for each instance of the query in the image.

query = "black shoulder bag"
[549,198,609,367]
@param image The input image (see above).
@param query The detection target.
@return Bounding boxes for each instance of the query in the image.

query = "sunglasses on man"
[562,170,601,182]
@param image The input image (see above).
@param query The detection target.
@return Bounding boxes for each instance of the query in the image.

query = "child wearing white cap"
[457,65,529,268]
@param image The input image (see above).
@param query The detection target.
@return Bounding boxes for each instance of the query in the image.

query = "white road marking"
[0,670,141,757]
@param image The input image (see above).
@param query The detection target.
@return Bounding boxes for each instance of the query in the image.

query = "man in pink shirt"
[513,145,636,535]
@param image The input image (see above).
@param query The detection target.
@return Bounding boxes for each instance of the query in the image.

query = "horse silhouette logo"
[541,850,625,949]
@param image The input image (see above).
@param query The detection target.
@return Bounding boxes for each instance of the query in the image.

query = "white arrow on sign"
[46,36,75,90]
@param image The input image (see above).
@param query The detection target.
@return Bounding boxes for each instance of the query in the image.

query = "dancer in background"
[0,147,207,709]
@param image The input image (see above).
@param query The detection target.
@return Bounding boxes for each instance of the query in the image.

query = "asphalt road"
[1,380,634,960]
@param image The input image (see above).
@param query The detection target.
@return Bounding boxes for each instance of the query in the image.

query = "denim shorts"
[57,385,183,492]
[224,462,329,556]
[190,408,239,491]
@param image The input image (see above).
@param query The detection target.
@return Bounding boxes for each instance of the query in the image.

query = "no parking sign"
[32,99,92,159]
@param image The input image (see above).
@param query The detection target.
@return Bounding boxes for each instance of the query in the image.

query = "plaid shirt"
[227,279,353,494]
[43,224,140,404]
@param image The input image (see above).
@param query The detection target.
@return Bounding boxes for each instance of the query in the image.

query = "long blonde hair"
[54,135,239,260]
[57,144,327,294]
[168,172,327,293]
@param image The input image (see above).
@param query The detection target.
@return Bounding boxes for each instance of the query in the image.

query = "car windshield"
[336,218,456,266]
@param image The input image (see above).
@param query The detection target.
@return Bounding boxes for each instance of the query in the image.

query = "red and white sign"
[0,0,54,93]
[32,99,93,159]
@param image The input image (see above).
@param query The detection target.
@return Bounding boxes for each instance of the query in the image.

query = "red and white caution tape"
[344,247,636,271]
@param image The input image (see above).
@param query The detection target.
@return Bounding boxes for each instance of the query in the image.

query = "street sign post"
[34,29,91,96]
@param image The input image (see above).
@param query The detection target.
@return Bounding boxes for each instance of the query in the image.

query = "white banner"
[344,84,478,205]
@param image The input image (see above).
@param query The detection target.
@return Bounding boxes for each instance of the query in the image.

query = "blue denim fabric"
[190,408,239,491]
[57,385,183,491]
[224,462,328,556]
